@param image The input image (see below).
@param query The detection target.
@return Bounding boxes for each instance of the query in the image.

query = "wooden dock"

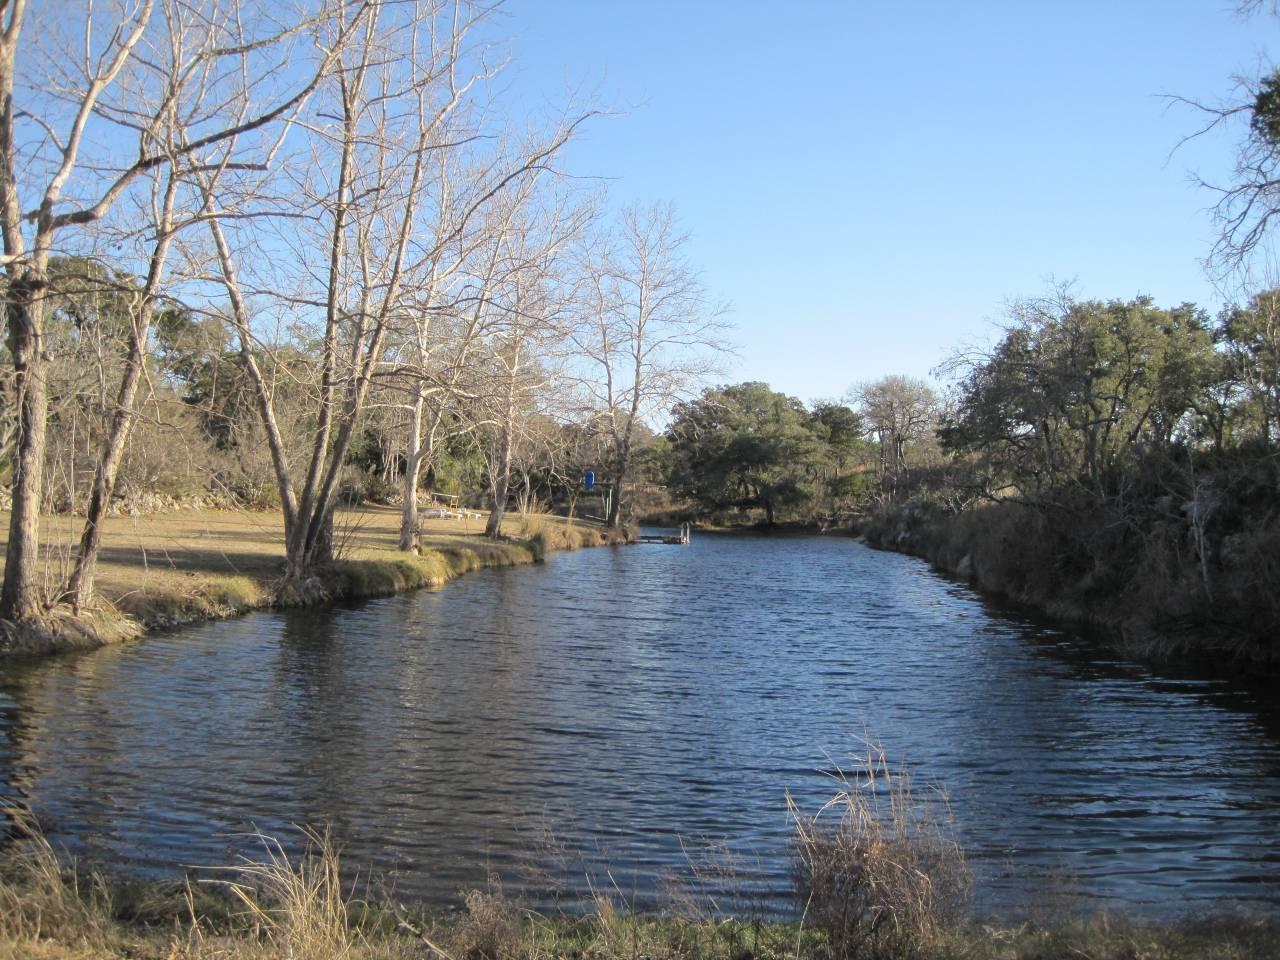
[635,523,690,545]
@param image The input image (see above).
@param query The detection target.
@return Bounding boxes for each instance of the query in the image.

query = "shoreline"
[851,509,1279,678]
[0,505,627,658]
[0,839,1275,960]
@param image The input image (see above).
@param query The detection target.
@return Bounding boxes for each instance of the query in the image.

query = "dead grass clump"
[406,550,453,586]
[337,559,418,598]
[0,808,114,950]
[522,519,615,557]
[447,885,529,960]
[222,828,364,958]
[198,576,264,615]
[789,744,971,960]
[519,513,549,542]
[528,528,570,557]
[963,912,1280,960]
[442,546,488,575]
[0,603,140,656]
[333,542,541,601]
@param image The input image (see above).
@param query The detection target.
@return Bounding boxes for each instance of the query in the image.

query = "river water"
[1,533,1278,917]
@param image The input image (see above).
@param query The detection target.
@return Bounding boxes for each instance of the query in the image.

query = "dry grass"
[0,809,1276,960]
[221,829,352,953]
[0,808,114,951]
[789,743,972,960]
[0,505,607,645]
[448,885,531,960]
[0,813,423,959]
[525,518,617,558]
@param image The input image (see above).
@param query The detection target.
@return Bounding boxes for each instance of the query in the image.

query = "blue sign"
[584,470,595,490]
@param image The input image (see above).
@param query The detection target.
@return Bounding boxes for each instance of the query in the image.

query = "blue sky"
[500,1,1273,403]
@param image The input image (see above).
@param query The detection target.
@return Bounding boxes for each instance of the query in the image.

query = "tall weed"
[0,806,113,950]
[220,828,363,957]
[789,744,971,960]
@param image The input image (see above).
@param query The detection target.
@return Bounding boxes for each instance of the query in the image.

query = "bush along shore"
[853,461,1280,674]
[1,747,1276,960]
[0,505,628,658]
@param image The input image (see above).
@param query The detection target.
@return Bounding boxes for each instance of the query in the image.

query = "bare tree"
[65,0,333,610]
[385,148,480,551]
[200,0,458,596]
[476,189,591,538]
[0,0,365,622]
[202,0,591,588]
[572,203,727,528]
[851,375,939,495]
[387,138,549,551]
[1237,2,1280,17]
[1174,3,1280,273]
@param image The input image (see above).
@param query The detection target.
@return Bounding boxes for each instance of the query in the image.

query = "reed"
[0,806,116,955]
[788,743,972,960]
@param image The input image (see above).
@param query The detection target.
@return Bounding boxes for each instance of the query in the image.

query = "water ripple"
[0,533,1278,917]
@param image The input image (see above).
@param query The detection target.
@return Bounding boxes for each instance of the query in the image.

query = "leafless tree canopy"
[0,0,731,620]
[1177,0,1280,273]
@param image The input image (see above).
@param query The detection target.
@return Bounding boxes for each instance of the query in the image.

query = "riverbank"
[1,830,1275,960]
[0,506,622,657]
[854,497,1279,674]
[654,505,1279,675]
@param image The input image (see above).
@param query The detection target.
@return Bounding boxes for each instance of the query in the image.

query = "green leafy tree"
[809,402,866,470]
[665,382,827,525]
[942,294,1220,499]
[1218,288,1280,442]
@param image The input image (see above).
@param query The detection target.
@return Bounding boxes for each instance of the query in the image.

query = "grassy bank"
[0,506,622,656]
[1,814,1275,960]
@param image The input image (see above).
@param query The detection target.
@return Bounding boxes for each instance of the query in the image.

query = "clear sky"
[496,1,1274,404]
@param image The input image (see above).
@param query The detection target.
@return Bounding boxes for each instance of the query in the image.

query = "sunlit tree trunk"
[65,175,180,611]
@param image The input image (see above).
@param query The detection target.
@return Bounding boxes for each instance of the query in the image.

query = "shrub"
[789,744,971,960]
[448,885,528,960]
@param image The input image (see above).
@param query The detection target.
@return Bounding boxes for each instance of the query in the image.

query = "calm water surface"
[1,533,1278,916]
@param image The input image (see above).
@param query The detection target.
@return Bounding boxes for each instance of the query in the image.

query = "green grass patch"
[331,539,541,601]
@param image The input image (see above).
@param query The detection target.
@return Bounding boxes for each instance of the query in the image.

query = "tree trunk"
[205,208,299,536]
[607,460,626,528]
[399,384,425,552]
[65,175,178,611]
[1,281,49,622]
[63,318,147,611]
[608,424,635,529]
[485,427,513,538]
[280,504,334,600]
[516,468,531,515]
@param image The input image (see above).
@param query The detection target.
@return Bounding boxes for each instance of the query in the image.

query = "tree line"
[657,380,946,527]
